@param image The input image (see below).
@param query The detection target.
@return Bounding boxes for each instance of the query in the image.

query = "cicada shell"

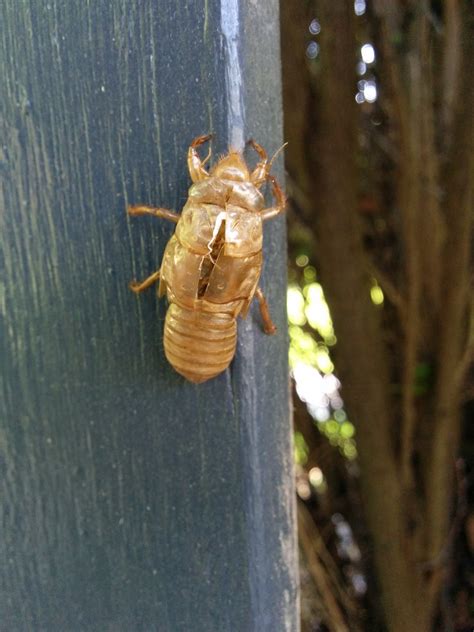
[127,134,286,383]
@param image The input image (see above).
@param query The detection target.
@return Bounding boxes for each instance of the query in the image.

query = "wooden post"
[0,1,298,630]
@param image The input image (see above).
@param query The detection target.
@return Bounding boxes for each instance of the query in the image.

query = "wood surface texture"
[0,1,297,630]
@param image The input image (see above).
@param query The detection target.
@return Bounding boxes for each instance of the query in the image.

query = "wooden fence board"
[0,1,298,629]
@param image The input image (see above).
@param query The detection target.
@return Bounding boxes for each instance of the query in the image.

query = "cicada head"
[210,151,250,182]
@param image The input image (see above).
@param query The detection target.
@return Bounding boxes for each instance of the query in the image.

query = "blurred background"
[280,2,474,631]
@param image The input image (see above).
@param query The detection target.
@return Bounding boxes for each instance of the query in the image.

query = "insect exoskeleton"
[127,134,286,383]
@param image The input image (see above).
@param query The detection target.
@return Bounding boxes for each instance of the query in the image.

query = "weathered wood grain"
[0,1,297,630]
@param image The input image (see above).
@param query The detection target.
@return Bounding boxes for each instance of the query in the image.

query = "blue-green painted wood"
[0,1,298,630]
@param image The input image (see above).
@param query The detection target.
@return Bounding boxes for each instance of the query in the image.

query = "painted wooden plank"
[0,1,298,630]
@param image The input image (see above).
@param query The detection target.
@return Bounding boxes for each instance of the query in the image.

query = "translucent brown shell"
[127,135,286,383]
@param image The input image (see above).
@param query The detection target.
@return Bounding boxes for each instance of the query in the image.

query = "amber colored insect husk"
[127,135,286,383]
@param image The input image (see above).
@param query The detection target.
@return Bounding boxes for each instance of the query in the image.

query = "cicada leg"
[255,287,277,335]
[188,134,212,183]
[261,175,287,221]
[127,205,179,223]
[248,139,268,188]
[249,140,288,188]
[129,269,161,294]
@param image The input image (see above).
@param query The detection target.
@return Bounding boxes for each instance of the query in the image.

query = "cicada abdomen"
[163,305,237,383]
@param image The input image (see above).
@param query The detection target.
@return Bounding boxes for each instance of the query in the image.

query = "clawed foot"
[129,280,142,293]
[263,323,277,335]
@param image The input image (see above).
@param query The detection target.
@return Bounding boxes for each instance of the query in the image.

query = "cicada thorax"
[159,177,265,383]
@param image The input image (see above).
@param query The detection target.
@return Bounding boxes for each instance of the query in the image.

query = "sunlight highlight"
[288,263,357,458]
[361,43,375,64]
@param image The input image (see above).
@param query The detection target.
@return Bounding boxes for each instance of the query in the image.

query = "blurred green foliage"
[294,431,309,466]
[288,261,384,461]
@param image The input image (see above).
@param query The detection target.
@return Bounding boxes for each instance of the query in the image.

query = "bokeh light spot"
[370,284,384,305]
[361,43,375,64]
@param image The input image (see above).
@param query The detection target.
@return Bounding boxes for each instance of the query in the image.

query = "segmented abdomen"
[164,303,237,383]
